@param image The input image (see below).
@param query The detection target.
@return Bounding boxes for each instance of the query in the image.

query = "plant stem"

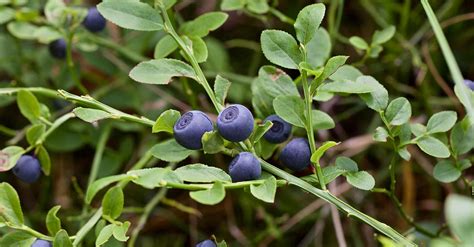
[158,4,222,112]
[387,154,436,238]
[128,188,168,247]
[268,7,295,25]
[301,51,326,189]
[66,32,88,95]
[259,159,415,246]
[87,35,147,63]
[36,112,76,145]
[0,87,60,98]
[72,208,103,246]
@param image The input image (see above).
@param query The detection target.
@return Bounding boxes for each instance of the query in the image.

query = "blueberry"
[196,239,216,247]
[464,79,474,91]
[13,155,42,184]
[280,138,311,172]
[82,7,107,32]
[229,152,261,182]
[263,115,292,143]
[217,104,254,142]
[173,111,213,150]
[31,239,52,247]
[48,39,67,59]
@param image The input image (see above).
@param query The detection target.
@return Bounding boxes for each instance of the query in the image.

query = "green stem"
[268,7,295,25]
[36,112,76,145]
[66,32,88,94]
[86,125,112,191]
[128,188,168,247]
[0,124,16,136]
[158,4,222,112]
[87,35,147,63]
[301,51,326,189]
[0,87,60,98]
[7,223,53,241]
[259,159,415,246]
[72,208,103,246]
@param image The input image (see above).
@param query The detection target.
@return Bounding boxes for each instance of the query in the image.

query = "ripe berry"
[13,155,42,184]
[196,240,216,247]
[48,39,66,59]
[82,7,107,33]
[464,79,474,90]
[217,104,254,142]
[229,152,261,182]
[263,114,292,143]
[280,138,311,172]
[174,111,213,150]
[32,239,52,247]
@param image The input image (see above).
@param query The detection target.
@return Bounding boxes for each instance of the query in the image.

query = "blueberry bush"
[0,0,474,246]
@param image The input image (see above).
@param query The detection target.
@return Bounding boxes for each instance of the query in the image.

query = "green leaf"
[246,0,269,14]
[26,124,45,145]
[251,66,299,117]
[180,12,228,37]
[349,36,368,50]
[0,7,14,25]
[384,97,411,126]
[102,186,124,220]
[0,146,25,172]
[445,194,474,243]
[53,230,72,247]
[112,222,130,242]
[373,126,389,142]
[154,35,178,59]
[129,59,197,85]
[0,182,24,225]
[214,75,231,106]
[335,157,358,172]
[190,181,225,205]
[359,76,388,111]
[174,164,231,183]
[179,12,229,37]
[346,171,375,190]
[0,232,35,247]
[7,21,38,40]
[128,168,182,189]
[85,174,133,204]
[416,135,450,158]
[426,111,457,133]
[329,65,363,81]
[433,160,461,183]
[317,56,348,82]
[73,108,112,123]
[306,28,331,68]
[97,1,163,31]
[188,36,208,63]
[96,224,114,246]
[34,26,62,44]
[250,174,277,203]
[368,45,383,58]
[273,95,305,128]
[46,206,61,236]
[312,110,335,130]
[372,26,396,45]
[294,3,325,45]
[36,145,51,175]
[311,141,339,163]
[220,0,245,11]
[150,139,194,162]
[152,109,180,134]
[251,121,273,144]
[450,119,474,156]
[261,30,303,69]
[398,147,411,161]
[201,131,225,154]
[17,90,41,122]
[319,76,381,94]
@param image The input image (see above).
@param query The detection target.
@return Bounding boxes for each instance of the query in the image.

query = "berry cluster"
[173,105,312,182]
[48,7,106,59]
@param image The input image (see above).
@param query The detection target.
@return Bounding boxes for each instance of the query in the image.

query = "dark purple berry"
[13,155,42,183]
[229,152,261,182]
[82,7,107,32]
[263,114,292,143]
[48,39,66,59]
[196,239,216,247]
[31,239,52,247]
[173,111,213,150]
[217,104,254,142]
[280,138,311,172]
